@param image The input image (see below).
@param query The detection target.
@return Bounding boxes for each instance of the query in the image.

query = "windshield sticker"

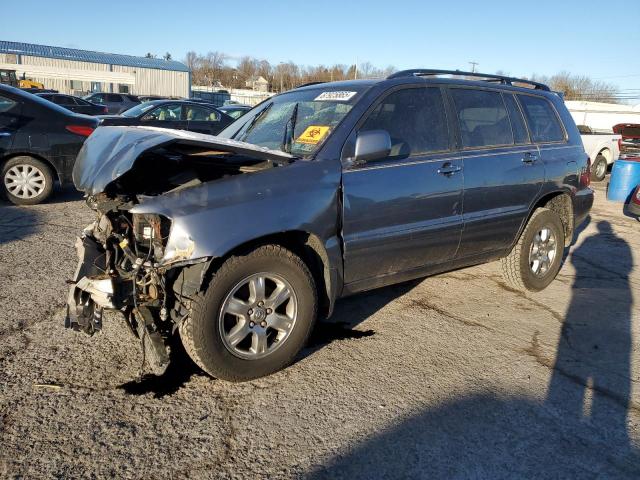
[314,91,357,102]
[295,126,331,145]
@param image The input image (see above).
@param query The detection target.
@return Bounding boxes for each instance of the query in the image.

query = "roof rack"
[387,69,550,91]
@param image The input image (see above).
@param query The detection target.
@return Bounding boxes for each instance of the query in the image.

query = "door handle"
[437,163,462,176]
[522,152,538,164]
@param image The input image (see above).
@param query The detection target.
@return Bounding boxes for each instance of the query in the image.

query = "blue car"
[66,69,593,380]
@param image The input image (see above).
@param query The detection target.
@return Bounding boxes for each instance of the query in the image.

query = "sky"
[3,0,640,97]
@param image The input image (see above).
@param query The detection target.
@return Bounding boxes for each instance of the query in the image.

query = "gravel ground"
[0,182,638,479]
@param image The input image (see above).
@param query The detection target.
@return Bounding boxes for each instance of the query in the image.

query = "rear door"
[449,88,545,257]
[185,104,231,135]
[341,86,463,286]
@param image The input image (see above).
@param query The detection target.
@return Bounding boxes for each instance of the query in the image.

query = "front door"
[341,86,463,287]
[141,103,187,130]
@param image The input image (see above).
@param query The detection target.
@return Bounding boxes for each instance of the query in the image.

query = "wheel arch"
[200,230,338,320]
[527,191,574,248]
[597,148,612,164]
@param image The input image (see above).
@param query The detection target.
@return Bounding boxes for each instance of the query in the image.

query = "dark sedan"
[0,84,98,205]
[218,104,252,119]
[36,93,108,116]
[98,100,233,136]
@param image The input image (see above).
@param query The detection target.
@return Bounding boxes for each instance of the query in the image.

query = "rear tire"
[501,208,565,292]
[179,245,317,381]
[590,154,608,182]
[1,156,54,205]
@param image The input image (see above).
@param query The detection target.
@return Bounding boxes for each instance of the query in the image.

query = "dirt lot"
[0,182,638,479]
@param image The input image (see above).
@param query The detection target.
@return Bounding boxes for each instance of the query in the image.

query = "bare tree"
[531,71,620,103]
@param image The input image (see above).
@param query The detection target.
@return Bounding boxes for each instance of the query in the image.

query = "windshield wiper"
[281,102,299,154]
[236,102,273,142]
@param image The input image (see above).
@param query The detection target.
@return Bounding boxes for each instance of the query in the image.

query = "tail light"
[101,106,108,114]
[66,125,95,137]
[618,138,623,152]
[633,187,640,206]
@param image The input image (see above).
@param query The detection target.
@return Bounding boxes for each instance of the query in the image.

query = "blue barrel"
[607,157,640,202]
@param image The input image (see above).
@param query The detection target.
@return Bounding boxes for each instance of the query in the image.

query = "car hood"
[72,126,294,195]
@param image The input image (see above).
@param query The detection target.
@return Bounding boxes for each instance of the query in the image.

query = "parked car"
[36,93,108,116]
[190,89,231,107]
[97,100,233,136]
[0,84,98,205]
[576,125,620,182]
[613,123,640,156]
[83,92,140,114]
[218,104,252,119]
[66,70,593,381]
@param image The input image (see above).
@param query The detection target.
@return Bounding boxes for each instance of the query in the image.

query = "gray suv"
[66,69,593,381]
[83,92,140,114]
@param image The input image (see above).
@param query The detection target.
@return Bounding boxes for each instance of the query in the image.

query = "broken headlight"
[131,214,171,259]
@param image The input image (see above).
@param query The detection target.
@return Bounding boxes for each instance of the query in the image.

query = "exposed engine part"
[130,307,170,376]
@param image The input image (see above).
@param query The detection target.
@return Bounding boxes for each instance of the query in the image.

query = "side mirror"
[354,130,391,163]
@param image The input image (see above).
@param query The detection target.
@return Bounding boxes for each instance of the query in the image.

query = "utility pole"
[469,61,479,73]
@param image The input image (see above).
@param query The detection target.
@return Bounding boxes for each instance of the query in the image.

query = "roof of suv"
[293,70,555,98]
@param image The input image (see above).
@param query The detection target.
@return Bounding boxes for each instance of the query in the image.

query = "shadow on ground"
[302,280,420,357]
[0,203,41,245]
[118,337,206,398]
[307,221,638,479]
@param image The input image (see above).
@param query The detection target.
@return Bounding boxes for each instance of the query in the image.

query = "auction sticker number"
[296,126,330,145]
[314,91,357,102]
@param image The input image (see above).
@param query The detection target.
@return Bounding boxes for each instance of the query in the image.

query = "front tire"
[590,154,608,182]
[1,156,54,205]
[179,245,317,381]
[501,208,565,292]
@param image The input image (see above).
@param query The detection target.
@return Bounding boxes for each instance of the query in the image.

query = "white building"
[0,40,190,97]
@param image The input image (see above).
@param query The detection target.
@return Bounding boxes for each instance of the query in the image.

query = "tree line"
[182,51,395,92]
[175,51,622,102]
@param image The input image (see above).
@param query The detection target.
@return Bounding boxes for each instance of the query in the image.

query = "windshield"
[121,102,158,117]
[218,87,365,157]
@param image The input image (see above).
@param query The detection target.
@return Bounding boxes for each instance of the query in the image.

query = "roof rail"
[387,69,550,91]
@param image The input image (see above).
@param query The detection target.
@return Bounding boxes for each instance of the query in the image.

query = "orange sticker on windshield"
[296,126,330,145]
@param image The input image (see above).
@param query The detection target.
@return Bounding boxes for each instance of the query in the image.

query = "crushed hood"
[73,126,294,195]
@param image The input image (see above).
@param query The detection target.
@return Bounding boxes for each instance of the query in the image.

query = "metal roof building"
[0,40,190,97]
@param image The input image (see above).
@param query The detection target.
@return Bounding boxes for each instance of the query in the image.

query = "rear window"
[450,89,513,148]
[107,94,123,103]
[517,95,565,143]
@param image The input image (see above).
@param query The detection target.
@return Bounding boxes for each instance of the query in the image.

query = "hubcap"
[219,273,297,360]
[4,164,46,199]
[595,160,606,178]
[529,226,557,276]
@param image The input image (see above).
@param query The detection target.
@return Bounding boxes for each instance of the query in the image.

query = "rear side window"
[360,87,449,157]
[0,95,17,113]
[107,94,123,103]
[450,89,513,148]
[517,95,565,143]
[503,94,529,144]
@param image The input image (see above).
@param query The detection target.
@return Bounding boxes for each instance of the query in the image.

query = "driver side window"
[143,104,182,121]
[359,87,449,159]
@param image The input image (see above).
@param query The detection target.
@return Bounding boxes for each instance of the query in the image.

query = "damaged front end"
[65,126,294,375]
